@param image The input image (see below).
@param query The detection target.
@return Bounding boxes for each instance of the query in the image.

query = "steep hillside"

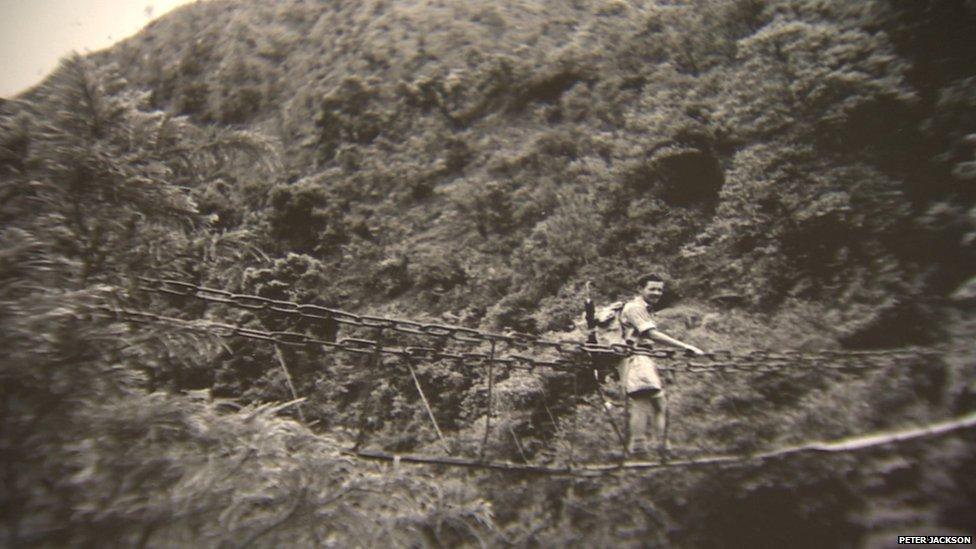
[3,0,975,546]
[95,0,975,338]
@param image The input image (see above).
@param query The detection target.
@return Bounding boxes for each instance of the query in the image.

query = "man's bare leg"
[651,392,669,456]
[627,393,652,454]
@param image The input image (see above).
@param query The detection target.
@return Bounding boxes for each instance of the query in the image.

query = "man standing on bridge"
[617,273,704,456]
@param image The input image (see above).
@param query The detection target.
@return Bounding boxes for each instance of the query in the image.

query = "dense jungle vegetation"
[2,0,974,546]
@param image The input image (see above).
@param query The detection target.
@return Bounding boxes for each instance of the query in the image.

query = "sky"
[0,0,196,98]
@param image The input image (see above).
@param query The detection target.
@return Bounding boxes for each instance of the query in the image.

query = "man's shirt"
[619,297,657,345]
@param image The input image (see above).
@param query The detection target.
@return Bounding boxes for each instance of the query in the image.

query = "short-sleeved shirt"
[619,297,657,345]
[618,297,663,395]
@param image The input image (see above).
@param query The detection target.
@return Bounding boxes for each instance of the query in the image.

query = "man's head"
[637,273,665,305]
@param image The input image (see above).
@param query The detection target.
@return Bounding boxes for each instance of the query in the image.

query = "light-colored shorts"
[619,354,663,396]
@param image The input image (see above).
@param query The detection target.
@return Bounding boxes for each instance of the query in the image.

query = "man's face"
[640,280,664,305]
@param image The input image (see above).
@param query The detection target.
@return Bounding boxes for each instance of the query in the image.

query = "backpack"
[584,300,625,345]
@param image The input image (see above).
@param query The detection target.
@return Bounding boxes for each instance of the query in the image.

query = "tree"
[717,5,916,144]
[0,54,284,543]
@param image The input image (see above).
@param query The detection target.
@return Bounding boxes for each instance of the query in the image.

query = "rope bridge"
[89,277,957,476]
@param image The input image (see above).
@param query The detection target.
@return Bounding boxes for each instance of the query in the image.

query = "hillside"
[97,0,975,336]
[2,0,975,546]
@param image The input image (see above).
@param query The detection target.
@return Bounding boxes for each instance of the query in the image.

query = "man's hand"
[683,345,704,356]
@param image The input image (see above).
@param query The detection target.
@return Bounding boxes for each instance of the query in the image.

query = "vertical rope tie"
[538,371,559,438]
[568,369,579,469]
[479,339,496,462]
[589,360,627,461]
[353,328,385,451]
[509,425,528,463]
[623,359,631,456]
[273,343,306,423]
[664,367,677,458]
[405,356,450,455]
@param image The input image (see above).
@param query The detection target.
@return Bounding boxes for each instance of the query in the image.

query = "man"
[618,273,703,456]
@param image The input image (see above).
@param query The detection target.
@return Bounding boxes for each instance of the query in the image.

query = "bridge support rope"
[343,411,976,477]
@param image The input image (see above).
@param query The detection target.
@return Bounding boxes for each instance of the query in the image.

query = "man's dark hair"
[637,273,664,287]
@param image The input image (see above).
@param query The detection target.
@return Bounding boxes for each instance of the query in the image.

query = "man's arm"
[622,301,703,355]
[645,329,704,355]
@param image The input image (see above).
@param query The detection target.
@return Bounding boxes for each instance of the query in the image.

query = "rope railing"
[133,277,942,371]
[92,306,577,371]
[94,304,932,375]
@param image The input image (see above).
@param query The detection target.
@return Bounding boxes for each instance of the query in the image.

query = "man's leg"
[650,391,668,452]
[627,393,652,454]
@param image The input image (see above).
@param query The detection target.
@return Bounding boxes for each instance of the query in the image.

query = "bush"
[266,177,348,255]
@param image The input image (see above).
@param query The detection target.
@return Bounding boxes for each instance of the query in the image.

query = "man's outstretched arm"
[646,329,703,355]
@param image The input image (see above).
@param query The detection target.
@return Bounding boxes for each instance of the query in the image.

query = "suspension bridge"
[87,277,970,477]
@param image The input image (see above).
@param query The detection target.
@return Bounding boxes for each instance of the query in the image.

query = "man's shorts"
[619,354,663,396]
